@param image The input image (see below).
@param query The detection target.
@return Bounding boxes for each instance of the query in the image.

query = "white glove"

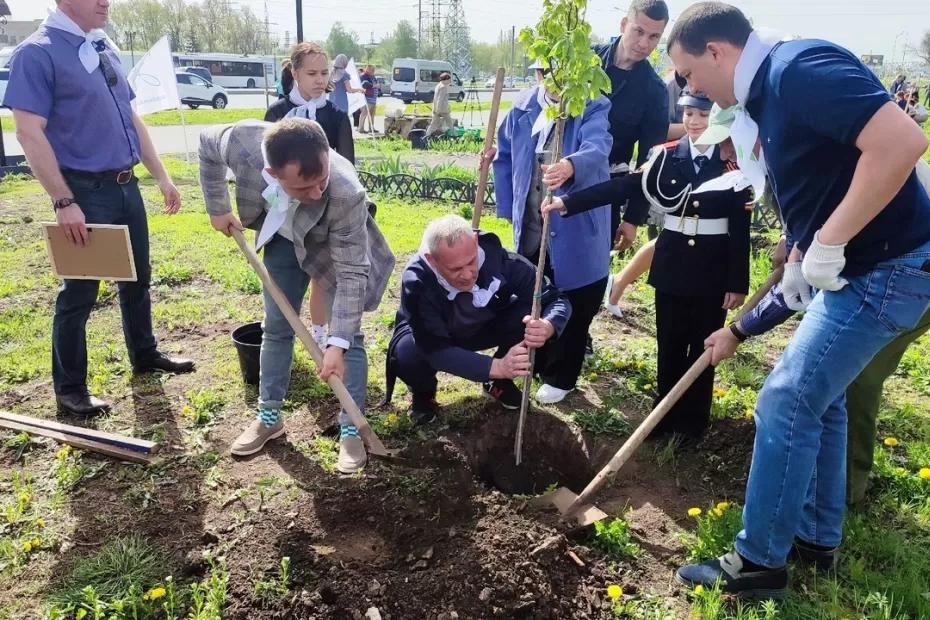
[782,262,814,311]
[802,231,848,291]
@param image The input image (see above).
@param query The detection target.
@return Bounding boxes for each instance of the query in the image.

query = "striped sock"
[258,408,280,427]
[340,424,359,440]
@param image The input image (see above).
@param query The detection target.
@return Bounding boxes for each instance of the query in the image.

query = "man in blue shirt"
[667,1,930,600]
[3,0,194,416]
[593,0,670,246]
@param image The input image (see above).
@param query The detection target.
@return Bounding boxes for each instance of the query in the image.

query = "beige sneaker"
[337,435,368,474]
[230,419,285,456]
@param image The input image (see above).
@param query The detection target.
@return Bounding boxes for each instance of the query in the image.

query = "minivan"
[390,58,464,104]
[176,71,228,109]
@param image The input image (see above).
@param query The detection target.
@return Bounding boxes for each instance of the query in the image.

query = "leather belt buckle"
[116,170,133,185]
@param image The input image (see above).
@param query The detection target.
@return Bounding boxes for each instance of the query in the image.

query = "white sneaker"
[535,384,570,404]
[605,302,624,319]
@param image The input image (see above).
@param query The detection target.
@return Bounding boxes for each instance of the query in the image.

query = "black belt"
[62,167,136,185]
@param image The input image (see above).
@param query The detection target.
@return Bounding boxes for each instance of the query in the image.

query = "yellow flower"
[606,584,623,599]
[385,412,399,426]
[687,507,702,517]
[919,468,930,480]
[884,437,899,447]
[143,586,167,600]
[56,445,72,460]
[894,467,907,475]
[744,408,754,420]
[713,387,727,398]
[22,541,33,553]
[712,508,724,518]
[181,404,195,418]
[643,383,653,390]
[716,501,730,512]
[694,584,705,595]
[34,517,45,528]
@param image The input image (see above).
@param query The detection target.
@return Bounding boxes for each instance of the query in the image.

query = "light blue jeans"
[259,234,367,426]
[736,240,930,568]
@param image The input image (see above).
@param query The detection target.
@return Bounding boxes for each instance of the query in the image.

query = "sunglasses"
[97,49,118,88]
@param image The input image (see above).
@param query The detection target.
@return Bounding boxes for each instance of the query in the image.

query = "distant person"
[906,91,929,124]
[329,53,364,115]
[665,70,686,139]
[895,90,908,110]
[889,73,906,95]
[426,72,453,137]
[359,64,378,134]
[275,59,291,98]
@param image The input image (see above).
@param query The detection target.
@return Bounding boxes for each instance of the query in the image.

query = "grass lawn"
[0,158,929,619]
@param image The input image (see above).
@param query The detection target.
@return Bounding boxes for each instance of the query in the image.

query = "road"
[220,88,521,110]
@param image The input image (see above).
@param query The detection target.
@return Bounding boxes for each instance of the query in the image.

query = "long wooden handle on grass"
[472,67,506,230]
[231,229,390,457]
[514,113,567,466]
[563,266,785,516]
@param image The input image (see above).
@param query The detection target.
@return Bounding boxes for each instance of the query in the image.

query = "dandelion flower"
[894,467,907,475]
[35,517,45,528]
[144,586,167,600]
[919,468,930,480]
[744,408,754,420]
[606,584,623,599]
[711,508,723,518]
[716,501,730,512]
[30,537,40,547]
[687,507,702,517]
[694,584,705,594]
[643,383,653,390]
[883,437,899,447]
[713,387,727,398]
[385,413,399,426]
[22,541,33,553]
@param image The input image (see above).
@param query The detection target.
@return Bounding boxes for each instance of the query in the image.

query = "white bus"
[172,53,276,89]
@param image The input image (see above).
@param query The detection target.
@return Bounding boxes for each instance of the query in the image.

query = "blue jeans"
[736,240,930,567]
[259,234,367,425]
[52,174,157,395]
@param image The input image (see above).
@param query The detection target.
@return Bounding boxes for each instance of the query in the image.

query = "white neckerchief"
[531,87,558,153]
[284,84,328,121]
[43,7,119,73]
[689,138,716,174]
[420,246,502,307]
[731,28,790,196]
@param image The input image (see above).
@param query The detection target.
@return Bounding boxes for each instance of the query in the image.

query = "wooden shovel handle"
[231,229,389,457]
[565,266,784,514]
[472,67,506,230]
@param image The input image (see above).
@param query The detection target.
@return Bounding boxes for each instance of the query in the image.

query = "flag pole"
[178,105,191,163]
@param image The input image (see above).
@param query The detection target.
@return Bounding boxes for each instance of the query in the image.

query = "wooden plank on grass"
[0,418,156,465]
[0,411,157,455]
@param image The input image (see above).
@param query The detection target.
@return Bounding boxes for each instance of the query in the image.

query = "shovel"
[230,228,393,458]
[535,266,785,526]
[471,67,506,230]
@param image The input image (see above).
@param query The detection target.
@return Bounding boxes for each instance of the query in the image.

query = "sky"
[5,0,930,61]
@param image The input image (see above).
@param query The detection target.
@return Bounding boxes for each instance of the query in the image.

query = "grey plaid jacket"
[199,120,395,342]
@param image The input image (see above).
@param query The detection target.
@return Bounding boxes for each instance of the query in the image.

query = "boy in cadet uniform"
[544,91,752,438]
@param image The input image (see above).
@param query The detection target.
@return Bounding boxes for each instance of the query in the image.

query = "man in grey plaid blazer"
[199,118,394,473]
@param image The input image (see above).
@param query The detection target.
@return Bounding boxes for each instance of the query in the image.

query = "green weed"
[294,437,339,473]
[591,515,640,559]
[252,556,291,602]
[573,407,632,437]
[681,501,743,563]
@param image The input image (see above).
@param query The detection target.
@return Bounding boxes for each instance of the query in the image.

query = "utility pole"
[296,0,303,42]
[510,25,516,78]
[418,0,422,56]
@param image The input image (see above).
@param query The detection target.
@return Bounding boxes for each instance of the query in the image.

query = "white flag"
[127,36,180,115]
[346,58,367,115]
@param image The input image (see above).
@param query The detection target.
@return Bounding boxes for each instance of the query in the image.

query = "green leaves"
[520,0,611,119]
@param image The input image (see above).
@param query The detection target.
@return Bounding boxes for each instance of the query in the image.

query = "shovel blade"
[531,487,608,527]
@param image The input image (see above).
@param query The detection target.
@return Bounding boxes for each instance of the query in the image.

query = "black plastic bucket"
[409,128,427,150]
[231,321,262,385]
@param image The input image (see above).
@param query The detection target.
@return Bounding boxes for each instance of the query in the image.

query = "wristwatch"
[729,321,749,342]
[53,197,77,211]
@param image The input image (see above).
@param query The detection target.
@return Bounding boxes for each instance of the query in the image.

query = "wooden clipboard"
[42,223,137,281]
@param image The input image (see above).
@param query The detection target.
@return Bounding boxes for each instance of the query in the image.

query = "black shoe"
[410,392,438,425]
[676,551,788,601]
[56,392,111,416]
[482,380,521,410]
[585,334,594,359]
[134,352,195,374]
[789,537,837,572]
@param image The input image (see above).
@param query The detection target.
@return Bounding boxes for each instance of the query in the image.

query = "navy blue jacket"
[593,38,669,167]
[394,232,572,382]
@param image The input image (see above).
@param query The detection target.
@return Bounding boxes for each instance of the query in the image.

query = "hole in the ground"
[457,412,596,495]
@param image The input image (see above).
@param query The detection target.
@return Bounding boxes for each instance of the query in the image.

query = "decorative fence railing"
[358,171,783,231]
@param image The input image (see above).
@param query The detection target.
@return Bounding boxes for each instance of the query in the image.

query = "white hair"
[420,215,474,255]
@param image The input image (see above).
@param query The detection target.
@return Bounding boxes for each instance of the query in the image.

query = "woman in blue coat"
[493,83,613,404]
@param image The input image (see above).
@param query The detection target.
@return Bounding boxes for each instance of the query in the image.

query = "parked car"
[390,58,464,103]
[373,76,390,97]
[182,66,214,84]
[176,71,228,109]
[484,75,515,88]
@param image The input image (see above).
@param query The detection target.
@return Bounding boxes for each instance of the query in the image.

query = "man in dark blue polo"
[593,0,670,245]
[667,2,930,599]
[3,0,194,416]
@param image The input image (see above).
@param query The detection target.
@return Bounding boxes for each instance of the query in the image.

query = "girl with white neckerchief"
[264,42,358,348]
